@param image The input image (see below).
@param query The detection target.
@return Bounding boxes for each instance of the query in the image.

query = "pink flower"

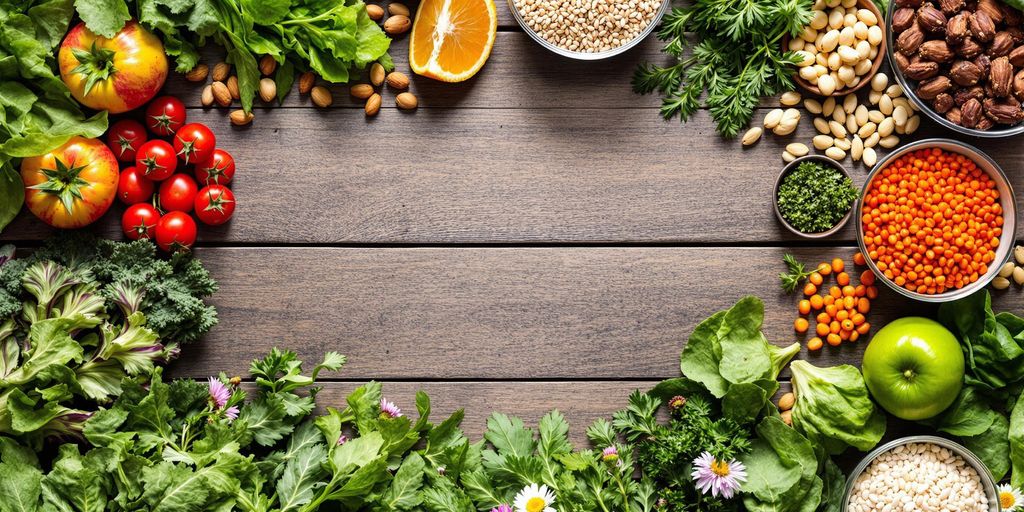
[208,377,230,408]
[337,435,348,446]
[602,445,619,464]
[224,406,239,421]
[380,398,403,418]
[691,452,747,499]
[490,505,513,512]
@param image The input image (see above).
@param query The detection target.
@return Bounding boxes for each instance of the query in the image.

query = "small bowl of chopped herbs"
[774,156,860,238]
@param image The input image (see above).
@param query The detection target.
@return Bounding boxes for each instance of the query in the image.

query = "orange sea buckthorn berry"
[816,322,830,336]
[853,252,866,266]
[798,300,811,315]
[818,263,833,275]
[866,286,879,299]
[803,282,817,296]
[810,294,824,310]
[832,258,845,273]
[837,272,851,286]
[856,322,871,334]
[860,270,876,286]
[841,319,855,331]
[857,298,871,313]
[849,330,860,342]
[808,337,824,351]
[809,272,824,286]
[830,286,843,299]
[827,333,842,346]
[795,318,809,333]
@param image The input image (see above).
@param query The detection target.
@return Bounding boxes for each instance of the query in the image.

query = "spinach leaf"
[742,416,822,512]
[931,386,999,437]
[1011,389,1024,488]
[790,360,885,455]
[964,411,1010,482]
[0,165,23,236]
[939,290,1024,392]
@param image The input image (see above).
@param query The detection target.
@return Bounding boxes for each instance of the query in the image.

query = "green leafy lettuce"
[789,360,885,456]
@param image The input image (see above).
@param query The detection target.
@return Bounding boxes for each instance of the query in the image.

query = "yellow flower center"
[526,497,547,512]
[710,459,731,477]
[1001,491,1016,509]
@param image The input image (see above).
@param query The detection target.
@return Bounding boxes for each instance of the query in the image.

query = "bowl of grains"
[508,0,669,59]
[856,138,1016,302]
[844,436,999,512]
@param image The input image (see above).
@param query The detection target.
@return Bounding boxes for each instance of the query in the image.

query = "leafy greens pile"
[76,0,393,113]
[0,235,217,447]
[632,0,813,137]
[932,290,1024,486]
[0,0,110,234]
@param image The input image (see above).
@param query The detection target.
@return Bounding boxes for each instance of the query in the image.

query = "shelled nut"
[185,64,208,82]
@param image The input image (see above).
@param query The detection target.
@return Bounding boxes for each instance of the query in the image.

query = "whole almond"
[229,110,254,126]
[386,71,410,89]
[212,62,231,82]
[350,83,375,99]
[226,76,240,100]
[311,86,333,107]
[259,78,277,102]
[388,2,410,16]
[298,72,315,94]
[366,4,385,20]
[1015,245,1024,265]
[395,91,418,109]
[780,409,793,426]
[384,15,411,35]
[259,54,277,76]
[212,81,232,106]
[370,62,386,86]
[185,63,209,82]
[365,93,382,116]
[778,392,795,411]
[201,85,214,107]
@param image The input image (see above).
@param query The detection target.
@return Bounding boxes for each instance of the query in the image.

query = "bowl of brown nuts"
[887,0,1024,137]
[507,0,670,59]
[785,0,888,96]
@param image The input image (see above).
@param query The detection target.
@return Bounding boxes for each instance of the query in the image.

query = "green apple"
[861,317,965,421]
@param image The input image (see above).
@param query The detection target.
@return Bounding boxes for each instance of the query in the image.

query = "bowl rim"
[505,0,671,60]
[884,0,1024,138]
[774,155,856,238]
[842,435,1000,512]
[855,138,1017,303]
[784,0,887,97]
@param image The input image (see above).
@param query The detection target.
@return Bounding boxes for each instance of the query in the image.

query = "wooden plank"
[165,246,1024,379]
[7,108,1009,244]
[161,34,667,110]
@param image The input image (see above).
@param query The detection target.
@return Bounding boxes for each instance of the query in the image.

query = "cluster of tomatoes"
[108,96,236,252]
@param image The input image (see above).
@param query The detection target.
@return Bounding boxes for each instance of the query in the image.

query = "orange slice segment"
[409,0,497,82]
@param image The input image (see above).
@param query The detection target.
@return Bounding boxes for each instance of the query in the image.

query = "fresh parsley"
[632,0,814,137]
[777,161,860,234]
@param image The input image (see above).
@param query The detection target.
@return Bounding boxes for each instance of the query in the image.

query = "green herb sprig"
[632,0,814,137]
[779,253,813,293]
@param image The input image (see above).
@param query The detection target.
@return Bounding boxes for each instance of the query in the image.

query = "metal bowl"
[843,436,999,512]
[885,0,1024,138]
[856,138,1017,303]
[785,0,887,97]
[506,0,670,60]
[774,155,856,238]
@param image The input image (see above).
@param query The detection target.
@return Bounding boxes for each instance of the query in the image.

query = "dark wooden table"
[4,6,1024,447]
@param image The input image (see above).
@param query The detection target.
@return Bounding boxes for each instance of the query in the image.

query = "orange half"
[409,0,497,82]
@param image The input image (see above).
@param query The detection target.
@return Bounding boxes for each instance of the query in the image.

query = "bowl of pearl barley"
[508,0,670,59]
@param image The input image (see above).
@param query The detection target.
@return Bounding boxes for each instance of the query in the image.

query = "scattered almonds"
[298,72,315,94]
[365,93,382,116]
[350,84,375,99]
[386,71,410,89]
[992,246,1024,291]
[780,91,802,106]
[396,91,418,110]
[212,62,231,82]
[201,85,214,107]
[786,143,809,156]
[366,3,385,20]
[259,78,277,103]
[384,14,412,35]
[388,2,411,16]
[311,86,333,108]
[229,109,254,126]
[212,81,232,107]
[185,63,208,82]
[226,76,240,100]
[370,62,386,86]
[778,392,795,411]
[259,54,277,76]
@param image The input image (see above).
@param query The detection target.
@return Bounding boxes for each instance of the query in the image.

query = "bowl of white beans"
[844,436,999,512]
[784,0,887,96]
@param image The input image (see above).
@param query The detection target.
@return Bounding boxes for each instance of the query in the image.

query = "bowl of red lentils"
[507,0,669,59]
[857,139,1016,302]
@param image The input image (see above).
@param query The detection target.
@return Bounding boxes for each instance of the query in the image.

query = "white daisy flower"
[513,483,556,512]
[999,483,1024,511]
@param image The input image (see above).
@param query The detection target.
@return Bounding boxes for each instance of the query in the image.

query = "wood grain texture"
[166,246,1023,379]
[8,108,1015,244]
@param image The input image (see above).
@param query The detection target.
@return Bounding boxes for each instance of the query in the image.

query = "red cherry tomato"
[117,167,155,205]
[145,96,186,136]
[194,149,235,185]
[159,174,198,212]
[122,203,161,240]
[135,139,176,181]
[194,185,235,225]
[173,123,216,165]
[155,211,197,251]
[106,119,148,162]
